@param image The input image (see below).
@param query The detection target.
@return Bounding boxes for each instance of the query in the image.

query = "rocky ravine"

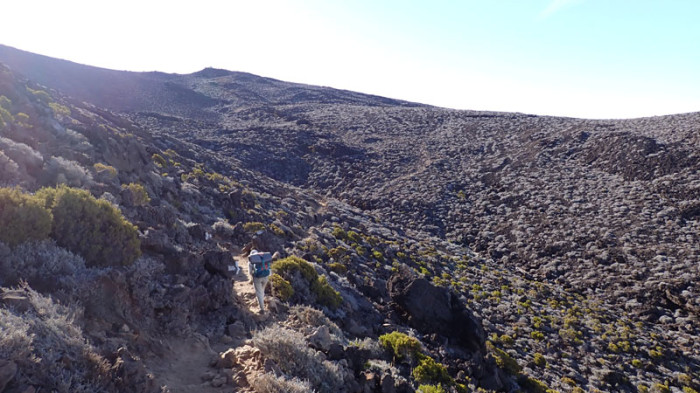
[0,44,698,393]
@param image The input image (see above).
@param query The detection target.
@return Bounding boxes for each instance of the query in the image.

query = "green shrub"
[273,256,317,282]
[35,185,140,267]
[487,342,521,375]
[122,182,151,206]
[28,87,51,103]
[328,262,348,275]
[0,95,11,110]
[683,388,699,393]
[0,106,13,126]
[519,376,550,393]
[48,102,71,116]
[0,187,52,247]
[269,223,285,236]
[243,221,266,233]
[331,226,347,240]
[152,153,167,168]
[531,331,545,341]
[379,331,423,362]
[93,163,117,178]
[272,256,342,309]
[652,383,670,393]
[346,230,362,243]
[417,384,447,393]
[311,275,342,309]
[270,273,294,301]
[533,352,547,367]
[413,356,452,385]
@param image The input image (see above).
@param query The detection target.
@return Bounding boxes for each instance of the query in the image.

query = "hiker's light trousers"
[253,276,269,311]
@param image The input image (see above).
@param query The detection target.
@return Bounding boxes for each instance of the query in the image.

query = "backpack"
[248,251,272,278]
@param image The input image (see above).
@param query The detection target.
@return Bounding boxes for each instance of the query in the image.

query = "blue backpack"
[249,251,272,278]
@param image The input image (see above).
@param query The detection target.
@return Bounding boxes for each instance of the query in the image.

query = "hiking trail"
[144,254,266,393]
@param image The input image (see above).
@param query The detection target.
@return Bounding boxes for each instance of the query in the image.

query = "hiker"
[248,249,272,313]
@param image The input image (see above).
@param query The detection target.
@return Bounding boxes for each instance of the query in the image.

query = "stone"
[0,360,17,393]
[380,372,396,393]
[217,348,237,369]
[227,321,247,338]
[387,267,486,354]
[307,325,332,352]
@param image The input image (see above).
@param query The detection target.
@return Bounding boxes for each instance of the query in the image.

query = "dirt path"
[144,254,265,393]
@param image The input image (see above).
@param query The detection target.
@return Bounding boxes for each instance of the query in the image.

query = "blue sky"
[2,0,699,119]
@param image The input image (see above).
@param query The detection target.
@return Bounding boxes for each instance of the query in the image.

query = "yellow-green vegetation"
[0,187,53,247]
[486,342,522,375]
[269,273,294,301]
[531,331,545,341]
[27,87,52,103]
[346,230,362,243]
[122,183,151,206]
[652,383,670,393]
[0,106,14,126]
[331,225,347,240]
[519,376,551,393]
[152,153,167,168]
[0,95,11,110]
[93,163,118,178]
[379,331,423,362]
[561,377,576,386]
[243,221,266,233]
[48,102,71,116]
[533,353,547,367]
[272,256,342,309]
[683,387,699,393]
[413,356,452,385]
[417,385,447,393]
[269,223,285,236]
[35,185,140,267]
[327,262,348,275]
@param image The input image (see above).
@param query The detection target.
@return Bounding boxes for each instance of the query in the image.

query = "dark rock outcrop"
[387,267,486,354]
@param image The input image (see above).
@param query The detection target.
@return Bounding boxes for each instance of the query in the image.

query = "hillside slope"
[0,46,698,393]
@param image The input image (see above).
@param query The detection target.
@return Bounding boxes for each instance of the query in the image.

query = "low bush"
[0,187,52,247]
[243,221,266,233]
[379,331,423,362]
[533,352,547,367]
[0,240,88,297]
[122,182,151,206]
[35,185,141,267]
[250,372,313,393]
[311,275,343,309]
[269,273,294,301]
[487,342,522,375]
[252,325,344,393]
[0,284,116,392]
[417,384,447,393]
[272,256,343,309]
[413,356,452,385]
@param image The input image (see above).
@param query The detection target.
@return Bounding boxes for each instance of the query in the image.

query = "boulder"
[307,325,332,352]
[203,250,235,278]
[0,359,17,392]
[387,267,486,354]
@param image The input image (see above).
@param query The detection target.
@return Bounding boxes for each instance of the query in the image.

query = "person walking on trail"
[248,249,272,313]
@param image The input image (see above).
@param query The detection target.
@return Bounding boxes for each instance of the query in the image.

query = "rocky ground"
[0,44,698,393]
